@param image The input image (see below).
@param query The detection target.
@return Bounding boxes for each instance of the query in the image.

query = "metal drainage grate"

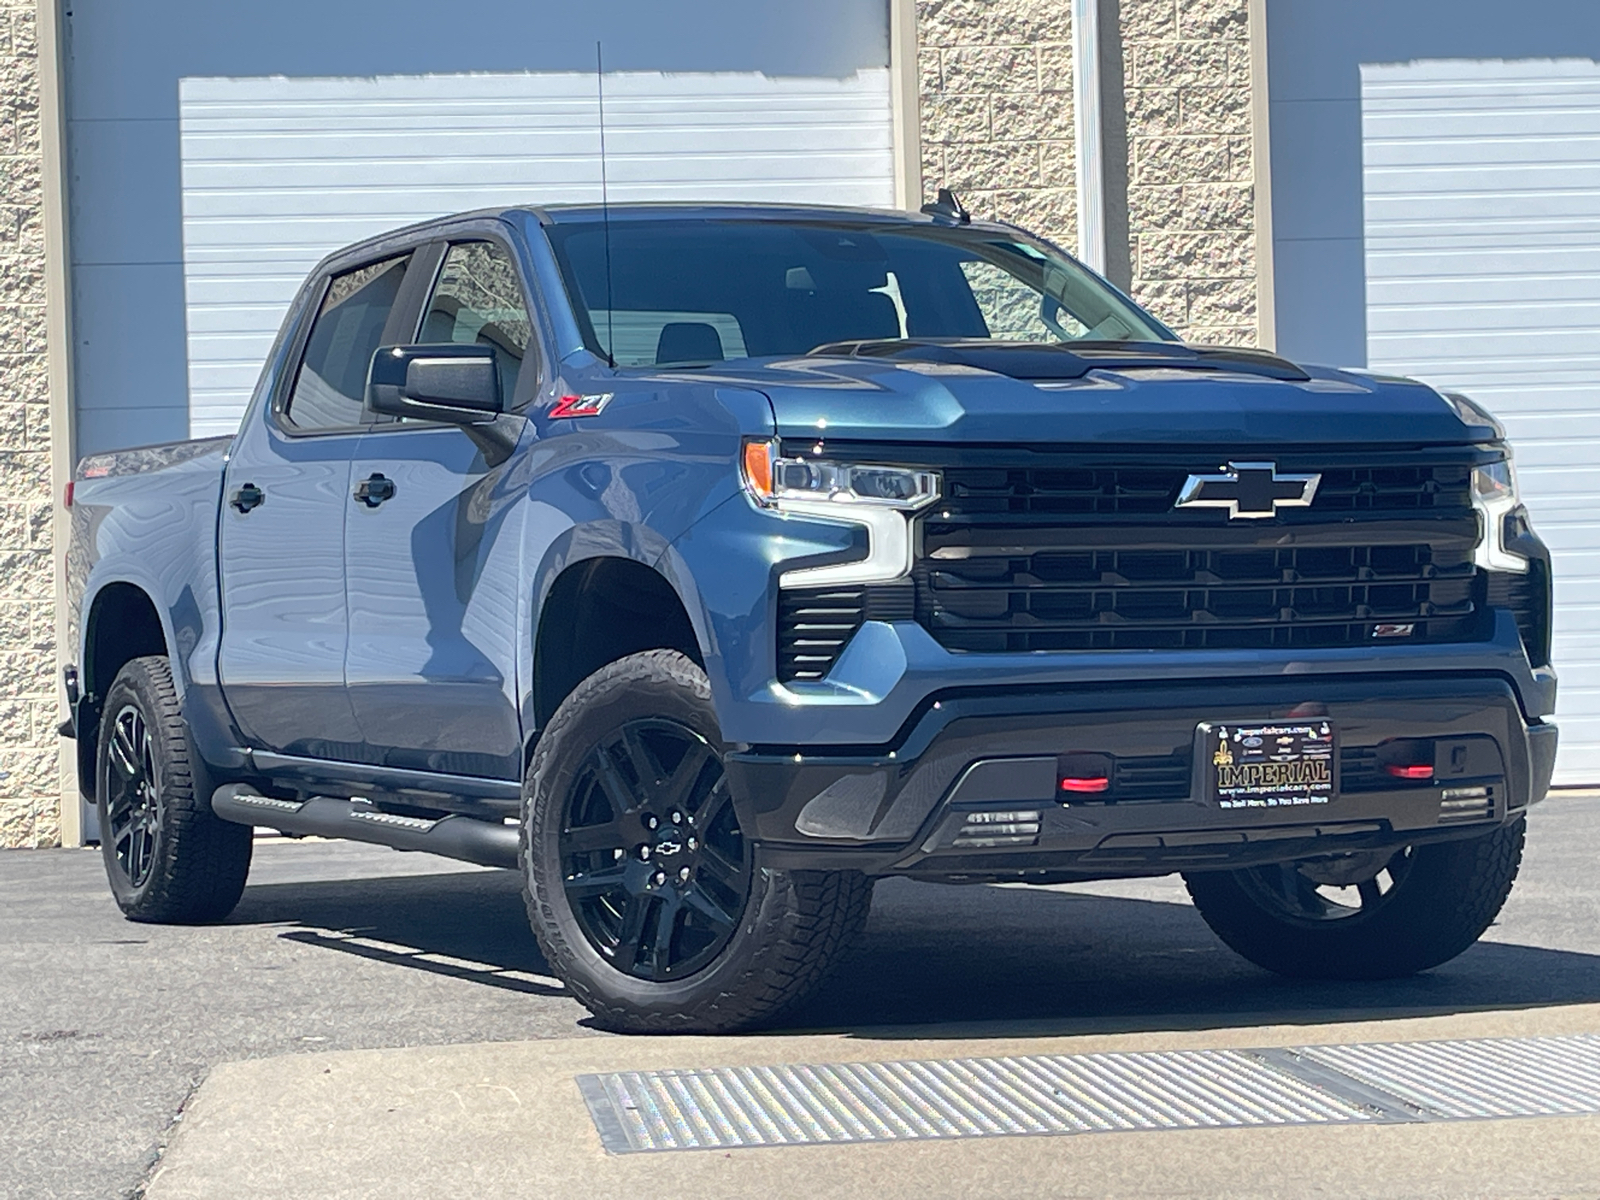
[577,1034,1600,1154]
[1299,1036,1600,1119]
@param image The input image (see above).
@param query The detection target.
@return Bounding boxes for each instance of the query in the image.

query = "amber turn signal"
[741,438,775,502]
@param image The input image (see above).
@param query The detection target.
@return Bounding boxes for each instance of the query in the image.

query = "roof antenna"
[920,186,970,224]
[596,41,617,368]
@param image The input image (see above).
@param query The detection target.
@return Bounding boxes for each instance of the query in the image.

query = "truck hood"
[654,342,1490,447]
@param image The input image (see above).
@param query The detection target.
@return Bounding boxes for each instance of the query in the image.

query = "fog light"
[952,809,1042,849]
[964,810,1041,826]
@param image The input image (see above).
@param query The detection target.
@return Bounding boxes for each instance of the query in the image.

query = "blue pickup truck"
[64,200,1557,1031]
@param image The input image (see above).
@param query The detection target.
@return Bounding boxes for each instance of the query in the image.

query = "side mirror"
[367,344,503,423]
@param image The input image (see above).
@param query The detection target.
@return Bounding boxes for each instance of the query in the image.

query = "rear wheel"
[1183,820,1524,979]
[96,656,252,923]
[522,650,872,1032]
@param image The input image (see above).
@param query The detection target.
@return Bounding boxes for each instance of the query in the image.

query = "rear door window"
[284,253,412,431]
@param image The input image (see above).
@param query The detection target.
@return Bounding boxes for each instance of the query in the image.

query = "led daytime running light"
[1471,456,1527,574]
[741,438,941,589]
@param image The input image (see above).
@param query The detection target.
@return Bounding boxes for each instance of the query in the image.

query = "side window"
[419,241,533,401]
[284,253,411,430]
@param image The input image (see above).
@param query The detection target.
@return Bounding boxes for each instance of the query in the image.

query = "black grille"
[1112,753,1191,803]
[1084,746,1427,804]
[941,463,1473,518]
[916,454,1486,655]
[917,543,1480,653]
[778,582,915,683]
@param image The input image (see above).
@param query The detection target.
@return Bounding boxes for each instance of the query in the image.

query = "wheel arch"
[529,554,705,752]
[78,579,172,795]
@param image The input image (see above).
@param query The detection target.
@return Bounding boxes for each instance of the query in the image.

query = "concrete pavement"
[143,1007,1600,1200]
[3,791,1598,1199]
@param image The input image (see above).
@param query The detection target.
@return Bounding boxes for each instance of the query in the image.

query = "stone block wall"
[916,0,1257,346]
[1121,0,1256,345]
[917,0,1078,246]
[0,0,60,849]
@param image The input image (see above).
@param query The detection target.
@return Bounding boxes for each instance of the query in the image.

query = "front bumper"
[727,673,1557,880]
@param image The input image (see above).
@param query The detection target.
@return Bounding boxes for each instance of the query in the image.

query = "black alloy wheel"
[104,703,162,890]
[1184,820,1524,980]
[94,655,253,923]
[559,717,752,981]
[523,649,874,1032]
[1234,847,1415,925]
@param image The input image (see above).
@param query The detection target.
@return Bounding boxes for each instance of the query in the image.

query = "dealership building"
[0,0,1597,847]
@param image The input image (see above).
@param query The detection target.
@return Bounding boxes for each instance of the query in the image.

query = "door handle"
[229,483,265,514]
[353,473,397,508]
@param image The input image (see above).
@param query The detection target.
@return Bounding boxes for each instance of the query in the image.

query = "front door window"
[417,241,533,404]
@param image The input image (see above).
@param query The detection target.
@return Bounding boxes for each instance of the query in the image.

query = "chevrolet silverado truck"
[63,200,1557,1032]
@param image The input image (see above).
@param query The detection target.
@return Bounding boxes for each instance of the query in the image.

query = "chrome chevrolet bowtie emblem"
[1175,462,1321,519]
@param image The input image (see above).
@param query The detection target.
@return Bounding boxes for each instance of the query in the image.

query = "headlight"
[742,440,939,510]
[741,439,940,586]
[1472,454,1527,573]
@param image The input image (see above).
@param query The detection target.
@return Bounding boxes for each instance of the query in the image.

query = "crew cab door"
[217,250,416,757]
[342,237,534,779]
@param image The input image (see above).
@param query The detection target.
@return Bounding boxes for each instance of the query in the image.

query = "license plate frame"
[1196,720,1338,810]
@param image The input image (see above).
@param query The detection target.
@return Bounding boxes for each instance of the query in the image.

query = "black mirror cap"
[367,344,503,422]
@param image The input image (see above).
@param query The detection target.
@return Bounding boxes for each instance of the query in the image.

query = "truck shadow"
[230,868,1600,1036]
[790,877,1600,1038]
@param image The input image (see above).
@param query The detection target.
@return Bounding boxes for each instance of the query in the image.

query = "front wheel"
[521,650,872,1033]
[96,656,252,923]
[1183,820,1524,980]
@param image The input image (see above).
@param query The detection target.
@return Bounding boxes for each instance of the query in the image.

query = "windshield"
[545,218,1173,367]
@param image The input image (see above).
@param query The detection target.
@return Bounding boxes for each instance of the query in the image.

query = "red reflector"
[63,481,73,509]
[1385,763,1434,780]
[1060,776,1110,794]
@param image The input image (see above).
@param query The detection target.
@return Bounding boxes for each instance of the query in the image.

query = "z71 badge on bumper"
[1202,721,1337,809]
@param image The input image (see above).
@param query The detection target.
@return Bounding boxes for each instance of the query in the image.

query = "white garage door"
[179,69,895,437]
[1362,58,1600,785]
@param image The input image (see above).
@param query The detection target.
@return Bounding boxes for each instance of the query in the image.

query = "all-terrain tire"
[1183,819,1524,980]
[96,656,252,923]
[521,649,873,1033]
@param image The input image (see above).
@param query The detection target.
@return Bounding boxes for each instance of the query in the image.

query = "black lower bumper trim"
[728,674,1546,880]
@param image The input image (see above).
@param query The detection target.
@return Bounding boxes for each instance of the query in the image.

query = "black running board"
[211,784,519,870]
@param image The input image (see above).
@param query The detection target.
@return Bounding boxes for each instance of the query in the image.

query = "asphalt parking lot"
[4,792,1599,1200]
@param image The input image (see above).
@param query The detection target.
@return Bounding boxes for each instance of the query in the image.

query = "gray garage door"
[62,0,891,456]
[179,69,893,437]
[1362,58,1600,784]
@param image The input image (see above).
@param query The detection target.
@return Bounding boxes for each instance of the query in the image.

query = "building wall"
[1265,0,1600,368]
[1122,0,1256,345]
[916,0,1257,346]
[0,0,60,849]
[0,0,1265,848]
[917,0,1080,250]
